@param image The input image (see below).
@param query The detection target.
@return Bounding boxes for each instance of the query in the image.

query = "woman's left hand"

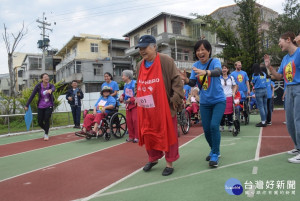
[192,67,206,77]
[47,89,52,94]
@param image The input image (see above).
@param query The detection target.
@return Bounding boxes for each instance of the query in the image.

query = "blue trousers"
[71,105,81,126]
[255,88,268,122]
[200,101,226,155]
[285,84,300,149]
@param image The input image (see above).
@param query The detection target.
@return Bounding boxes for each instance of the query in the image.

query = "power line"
[53,0,139,16]
[51,0,188,23]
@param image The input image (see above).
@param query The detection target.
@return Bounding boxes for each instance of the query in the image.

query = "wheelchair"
[177,108,190,135]
[76,107,127,141]
[241,97,251,125]
[222,102,240,137]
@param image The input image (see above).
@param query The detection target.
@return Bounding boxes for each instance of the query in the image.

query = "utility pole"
[37,12,52,72]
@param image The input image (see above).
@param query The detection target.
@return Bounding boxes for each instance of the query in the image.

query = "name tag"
[136,95,155,108]
[125,88,133,97]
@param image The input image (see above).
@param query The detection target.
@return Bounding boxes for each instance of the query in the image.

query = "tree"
[2,22,27,97]
[192,0,261,75]
[267,0,300,64]
[234,0,261,76]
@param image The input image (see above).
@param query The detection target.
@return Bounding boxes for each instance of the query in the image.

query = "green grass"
[0,109,126,135]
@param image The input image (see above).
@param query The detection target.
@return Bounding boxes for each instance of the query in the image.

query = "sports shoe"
[162,167,174,176]
[228,126,233,132]
[206,151,221,161]
[133,138,139,143]
[126,138,133,142]
[256,122,267,127]
[288,154,300,164]
[44,134,49,141]
[209,154,219,167]
[267,122,272,125]
[220,126,224,132]
[143,162,158,172]
[287,149,300,155]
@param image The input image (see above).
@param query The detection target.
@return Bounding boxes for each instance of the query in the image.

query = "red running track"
[260,110,294,157]
[0,127,203,201]
[0,133,81,157]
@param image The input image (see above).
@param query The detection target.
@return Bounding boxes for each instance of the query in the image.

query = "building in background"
[0,74,10,96]
[123,12,219,72]
[55,34,131,93]
[209,3,278,49]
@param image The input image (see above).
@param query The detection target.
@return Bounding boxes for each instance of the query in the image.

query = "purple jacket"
[26,82,56,108]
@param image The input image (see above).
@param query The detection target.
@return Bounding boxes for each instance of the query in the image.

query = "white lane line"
[82,151,289,201]
[220,143,235,147]
[254,128,263,161]
[78,133,204,201]
[252,166,258,174]
[79,157,256,200]
[0,142,126,183]
[0,139,84,159]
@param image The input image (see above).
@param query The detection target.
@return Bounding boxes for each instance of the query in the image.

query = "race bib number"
[125,88,133,97]
[98,100,107,110]
[136,95,155,108]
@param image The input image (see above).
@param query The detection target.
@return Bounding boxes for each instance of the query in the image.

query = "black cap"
[135,35,156,49]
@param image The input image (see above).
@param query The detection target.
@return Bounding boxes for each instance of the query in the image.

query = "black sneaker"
[162,167,174,176]
[256,122,267,127]
[267,122,272,125]
[143,162,158,172]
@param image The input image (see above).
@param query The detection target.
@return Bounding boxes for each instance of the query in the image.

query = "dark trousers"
[37,107,53,134]
[220,113,233,126]
[267,98,273,123]
[71,105,81,126]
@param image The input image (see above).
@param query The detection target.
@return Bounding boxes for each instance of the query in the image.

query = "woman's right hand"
[25,106,28,111]
[264,54,271,68]
[178,69,188,83]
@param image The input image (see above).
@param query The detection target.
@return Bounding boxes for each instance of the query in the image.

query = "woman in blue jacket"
[251,63,267,127]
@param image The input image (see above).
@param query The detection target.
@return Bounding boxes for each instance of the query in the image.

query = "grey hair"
[122,70,133,80]
[148,43,157,50]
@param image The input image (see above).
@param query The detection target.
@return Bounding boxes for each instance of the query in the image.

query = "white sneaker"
[228,126,233,132]
[220,126,224,132]
[287,149,300,155]
[44,134,49,141]
[288,154,300,164]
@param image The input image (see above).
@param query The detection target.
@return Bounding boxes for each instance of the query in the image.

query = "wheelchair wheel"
[104,132,111,141]
[180,109,190,134]
[110,112,127,138]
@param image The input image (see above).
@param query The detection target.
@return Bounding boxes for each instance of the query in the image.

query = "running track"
[0,110,293,201]
[0,126,203,201]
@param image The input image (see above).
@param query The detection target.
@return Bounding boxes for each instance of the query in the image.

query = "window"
[172,21,182,35]
[151,25,158,36]
[183,51,189,61]
[75,61,81,73]
[29,57,42,70]
[91,43,99,53]
[18,70,23,78]
[115,66,129,76]
[94,64,103,76]
[29,74,39,85]
[134,34,140,46]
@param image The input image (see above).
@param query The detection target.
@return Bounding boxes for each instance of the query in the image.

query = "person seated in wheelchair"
[234,90,244,122]
[249,90,257,113]
[76,86,116,136]
[186,87,200,123]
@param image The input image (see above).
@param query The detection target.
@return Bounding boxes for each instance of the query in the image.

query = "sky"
[0,0,286,74]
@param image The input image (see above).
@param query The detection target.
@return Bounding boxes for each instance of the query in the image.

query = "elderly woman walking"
[120,70,138,143]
